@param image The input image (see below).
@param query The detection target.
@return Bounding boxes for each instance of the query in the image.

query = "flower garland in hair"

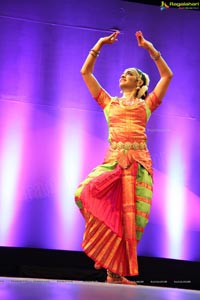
[135,68,150,99]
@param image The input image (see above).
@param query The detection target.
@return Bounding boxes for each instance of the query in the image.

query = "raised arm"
[135,31,173,101]
[80,31,120,98]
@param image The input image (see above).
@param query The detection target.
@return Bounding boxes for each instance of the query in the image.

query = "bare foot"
[107,275,137,285]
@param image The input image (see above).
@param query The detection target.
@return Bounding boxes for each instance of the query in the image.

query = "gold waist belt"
[110,141,146,151]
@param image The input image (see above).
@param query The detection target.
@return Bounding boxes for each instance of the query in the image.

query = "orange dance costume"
[75,88,161,277]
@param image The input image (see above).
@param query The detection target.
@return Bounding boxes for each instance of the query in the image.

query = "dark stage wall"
[0,247,199,291]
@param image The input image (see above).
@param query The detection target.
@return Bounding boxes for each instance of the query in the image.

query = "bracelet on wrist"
[151,51,161,61]
[90,49,100,58]
[90,51,97,58]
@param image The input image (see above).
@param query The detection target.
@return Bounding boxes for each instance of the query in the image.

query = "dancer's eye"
[126,71,134,76]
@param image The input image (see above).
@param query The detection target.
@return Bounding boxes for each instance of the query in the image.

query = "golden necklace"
[119,97,140,109]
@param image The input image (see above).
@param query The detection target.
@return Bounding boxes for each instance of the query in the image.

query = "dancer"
[75,30,173,284]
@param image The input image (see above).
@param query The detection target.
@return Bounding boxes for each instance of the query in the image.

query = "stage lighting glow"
[56,113,84,250]
[0,0,200,263]
[165,139,185,259]
[0,114,24,244]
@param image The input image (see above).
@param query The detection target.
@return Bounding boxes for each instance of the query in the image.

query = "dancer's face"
[119,68,140,91]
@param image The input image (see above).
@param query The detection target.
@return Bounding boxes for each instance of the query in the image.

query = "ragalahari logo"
[160,1,200,10]
[160,1,170,10]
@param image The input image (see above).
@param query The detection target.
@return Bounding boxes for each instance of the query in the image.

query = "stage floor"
[0,277,200,300]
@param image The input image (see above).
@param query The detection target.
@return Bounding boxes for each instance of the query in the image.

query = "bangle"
[90,51,97,58]
[151,51,161,61]
[90,49,100,58]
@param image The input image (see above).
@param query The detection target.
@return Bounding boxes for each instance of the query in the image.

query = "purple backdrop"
[0,0,200,262]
